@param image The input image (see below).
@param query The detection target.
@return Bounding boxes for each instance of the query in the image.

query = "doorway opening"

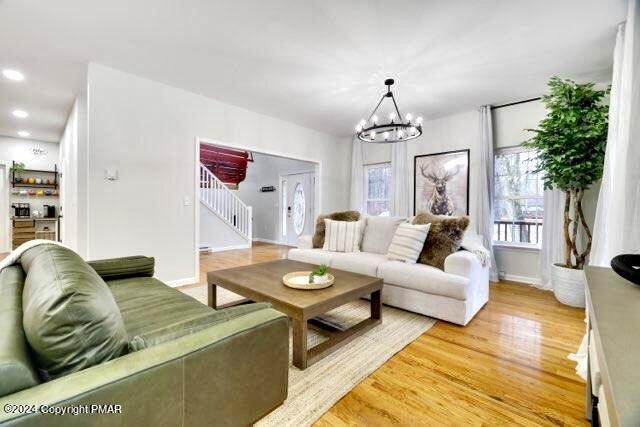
[195,137,320,279]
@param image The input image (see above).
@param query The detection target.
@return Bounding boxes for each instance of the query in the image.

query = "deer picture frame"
[414,149,470,216]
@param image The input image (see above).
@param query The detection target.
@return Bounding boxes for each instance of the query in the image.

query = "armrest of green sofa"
[87,256,155,281]
[0,307,289,427]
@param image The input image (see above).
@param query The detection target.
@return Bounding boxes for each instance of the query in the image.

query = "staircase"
[200,163,252,245]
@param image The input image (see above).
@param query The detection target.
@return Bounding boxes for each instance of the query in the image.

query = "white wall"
[199,203,248,250]
[58,88,88,255]
[234,152,314,242]
[85,63,350,282]
[0,136,59,169]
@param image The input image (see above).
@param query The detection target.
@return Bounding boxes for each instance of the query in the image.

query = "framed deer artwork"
[414,149,470,216]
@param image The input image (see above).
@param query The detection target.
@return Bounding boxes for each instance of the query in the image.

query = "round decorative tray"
[283,271,335,290]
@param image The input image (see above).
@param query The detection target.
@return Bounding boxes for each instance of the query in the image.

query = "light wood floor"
[195,242,587,426]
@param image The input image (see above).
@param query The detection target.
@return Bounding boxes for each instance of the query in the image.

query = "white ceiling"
[0,0,626,143]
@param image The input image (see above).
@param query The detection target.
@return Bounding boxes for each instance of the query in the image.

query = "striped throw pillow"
[386,223,431,263]
[322,219,363,252]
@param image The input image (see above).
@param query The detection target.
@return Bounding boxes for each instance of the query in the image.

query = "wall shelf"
[11,161,59,189]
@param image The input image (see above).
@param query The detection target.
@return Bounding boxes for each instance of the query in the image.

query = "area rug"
[180,285,436,426]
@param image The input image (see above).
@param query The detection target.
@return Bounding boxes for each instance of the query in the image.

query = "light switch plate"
[183,196,192,206]
[104,168,118,181]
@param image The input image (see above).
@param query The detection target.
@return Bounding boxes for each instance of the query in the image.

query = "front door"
[282,172,315,246]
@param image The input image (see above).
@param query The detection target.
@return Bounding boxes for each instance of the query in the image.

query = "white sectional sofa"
[288,220,489,325]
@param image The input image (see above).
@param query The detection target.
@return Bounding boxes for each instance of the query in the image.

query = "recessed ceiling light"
[17,131,30,137]
[12,109,28,118]
[2,69,25,81]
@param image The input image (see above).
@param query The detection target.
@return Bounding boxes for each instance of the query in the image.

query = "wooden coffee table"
[207,259,383,370]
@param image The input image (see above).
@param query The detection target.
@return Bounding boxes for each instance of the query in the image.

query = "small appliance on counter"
[43,205,56,218]
[11,203,30,218]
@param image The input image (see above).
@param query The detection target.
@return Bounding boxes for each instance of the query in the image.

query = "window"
[293,182,305,235]
[493,148,544,247]
[364,163,392,216]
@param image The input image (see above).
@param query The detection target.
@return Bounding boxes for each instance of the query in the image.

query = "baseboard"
[166,277,198,288]
[209,243,251,252]
[502,274,542,286]
[253,238,282,245]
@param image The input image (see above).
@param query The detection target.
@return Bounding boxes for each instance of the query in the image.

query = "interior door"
[283,172,315,246]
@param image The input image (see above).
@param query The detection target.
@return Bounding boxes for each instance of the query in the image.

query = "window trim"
[493,147,543,250]
[363,162,393,216]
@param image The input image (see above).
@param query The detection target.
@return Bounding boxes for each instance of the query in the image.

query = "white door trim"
[194,137,322,282]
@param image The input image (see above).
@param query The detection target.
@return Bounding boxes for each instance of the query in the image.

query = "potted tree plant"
[525,77,609,307]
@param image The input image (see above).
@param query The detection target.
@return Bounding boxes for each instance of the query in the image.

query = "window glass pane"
[364,163,391,216]
[493,149,544,246]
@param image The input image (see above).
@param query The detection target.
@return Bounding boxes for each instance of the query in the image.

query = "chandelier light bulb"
[359,119,366,127]
[397,130,404,138]
[370,131,377,140]
[416,116,423,124]
[388,112,396,121]
[383,131,390,140]
[2,69,24,81]
[405,113,413,122]
[410,126,417,135]
[356,124,362,132]
[371,115,378,124]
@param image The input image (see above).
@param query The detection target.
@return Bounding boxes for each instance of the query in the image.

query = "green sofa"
[0,244,289,426]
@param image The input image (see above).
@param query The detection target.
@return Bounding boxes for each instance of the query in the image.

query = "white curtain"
[477,106,498,281]
[591,1,640,266]
[538,189,565,290]
[349,137,364,212]
[391,141,410,217]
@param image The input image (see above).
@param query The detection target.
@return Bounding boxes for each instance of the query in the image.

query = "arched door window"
[293,183,305,235]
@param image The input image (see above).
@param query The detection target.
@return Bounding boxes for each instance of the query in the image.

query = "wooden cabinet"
[585,267,640,426]
[12,219,36,249]
[11,218,59,249]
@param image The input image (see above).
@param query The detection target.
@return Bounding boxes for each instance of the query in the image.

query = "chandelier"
[355,79,423,143]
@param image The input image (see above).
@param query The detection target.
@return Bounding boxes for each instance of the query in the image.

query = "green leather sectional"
[0,244,289,426]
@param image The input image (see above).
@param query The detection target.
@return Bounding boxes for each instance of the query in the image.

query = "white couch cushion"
[361,216,407,254]
[377,260,471,301]
[330,252,388,277]
[287,248,334,266]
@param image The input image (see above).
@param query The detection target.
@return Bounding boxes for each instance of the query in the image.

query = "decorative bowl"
[283,271,335,290]
[611,254,640,286]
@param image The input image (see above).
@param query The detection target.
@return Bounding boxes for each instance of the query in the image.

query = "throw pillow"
[387,223,431,263]
[360,216,407,255]
[322,219,364,252]
[312,211,360,248]
[413,212,470,270]
[20,244,128,380]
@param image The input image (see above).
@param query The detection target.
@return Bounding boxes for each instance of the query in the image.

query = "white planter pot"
[551,263,586,308]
